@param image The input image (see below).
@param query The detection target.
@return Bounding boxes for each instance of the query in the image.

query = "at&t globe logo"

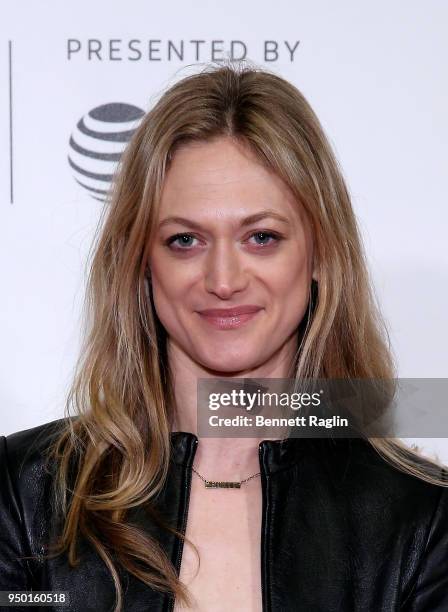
[68,103,145,201]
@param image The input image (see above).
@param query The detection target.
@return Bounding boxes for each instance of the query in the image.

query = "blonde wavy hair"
[41,61,447,611]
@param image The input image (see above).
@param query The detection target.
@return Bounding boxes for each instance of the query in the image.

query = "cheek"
[279,280,309,314]
[150,245,199,293]
[148,270,181,329]
[150,251,189,300]
[269,254,311,320]
[149,262,197,335]
[272,247,310,293]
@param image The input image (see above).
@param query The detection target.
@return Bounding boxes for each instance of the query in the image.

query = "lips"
[196,305,263,330]
[198,305,262,317]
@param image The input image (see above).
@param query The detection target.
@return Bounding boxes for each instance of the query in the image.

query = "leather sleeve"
[402,486,448,610]
[0,435,33,589]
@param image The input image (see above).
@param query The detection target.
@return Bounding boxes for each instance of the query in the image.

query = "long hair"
[42,61,447,611]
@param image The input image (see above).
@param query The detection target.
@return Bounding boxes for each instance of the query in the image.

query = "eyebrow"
[157,209,290,230]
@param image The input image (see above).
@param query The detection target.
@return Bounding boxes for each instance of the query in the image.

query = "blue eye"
[165,230,282,252]
[167,234,197,248]
[249,231,278,246]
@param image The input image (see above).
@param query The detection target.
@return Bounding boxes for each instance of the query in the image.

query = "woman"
[1,62,447,612]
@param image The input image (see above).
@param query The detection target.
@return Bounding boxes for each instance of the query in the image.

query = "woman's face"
[148,136,315,375]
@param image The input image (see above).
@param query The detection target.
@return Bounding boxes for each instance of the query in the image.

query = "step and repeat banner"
[1,1,447,460]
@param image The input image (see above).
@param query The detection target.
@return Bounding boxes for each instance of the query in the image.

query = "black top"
[1,417,448,611]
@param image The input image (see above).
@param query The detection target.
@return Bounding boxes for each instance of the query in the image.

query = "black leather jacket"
[1,417,448,611]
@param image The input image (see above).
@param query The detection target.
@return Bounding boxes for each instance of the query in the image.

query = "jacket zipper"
[259,442,268,612]
[168,437,198,612]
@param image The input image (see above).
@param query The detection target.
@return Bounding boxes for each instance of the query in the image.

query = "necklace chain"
[191,465,261,488]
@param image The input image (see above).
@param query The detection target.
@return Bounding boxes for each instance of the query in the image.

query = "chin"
[196,348,263,376]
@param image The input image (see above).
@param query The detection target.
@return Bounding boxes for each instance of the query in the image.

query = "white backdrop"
[1,1,447,462]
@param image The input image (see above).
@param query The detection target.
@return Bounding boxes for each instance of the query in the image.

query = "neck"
[167,337,297,479]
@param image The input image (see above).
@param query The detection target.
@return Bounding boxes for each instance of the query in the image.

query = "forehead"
[158,137,300,221]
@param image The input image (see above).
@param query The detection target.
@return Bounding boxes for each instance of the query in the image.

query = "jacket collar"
[169,431,313,474]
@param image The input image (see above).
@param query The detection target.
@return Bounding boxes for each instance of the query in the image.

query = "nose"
[204,239,249,299]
